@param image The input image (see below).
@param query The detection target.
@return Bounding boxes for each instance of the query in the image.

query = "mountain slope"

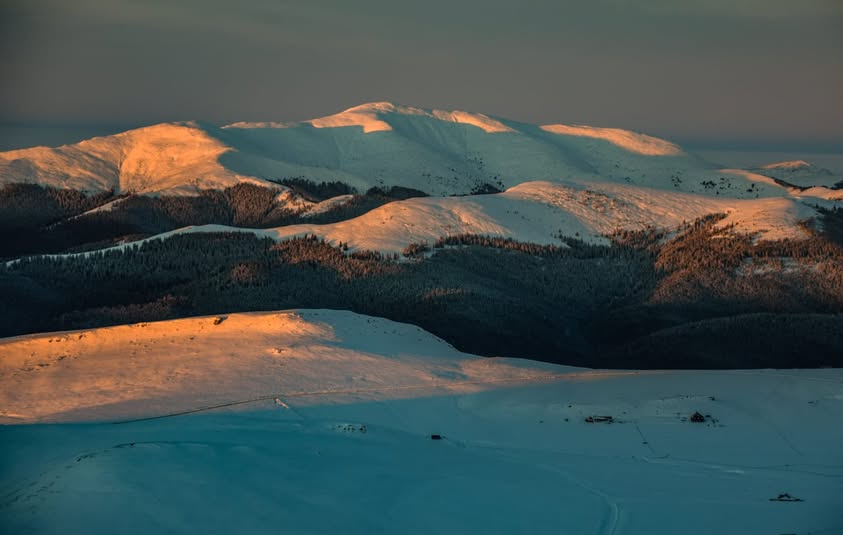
[1,310,841,534]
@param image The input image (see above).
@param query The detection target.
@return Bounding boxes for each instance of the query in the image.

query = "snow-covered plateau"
[1,310,841,534]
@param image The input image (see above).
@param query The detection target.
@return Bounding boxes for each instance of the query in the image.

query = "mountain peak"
[340,101,406,114]
[313,101,514,134]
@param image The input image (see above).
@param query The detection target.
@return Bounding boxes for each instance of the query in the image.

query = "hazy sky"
[2,0,842,148]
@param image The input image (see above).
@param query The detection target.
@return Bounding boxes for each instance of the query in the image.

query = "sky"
[1,0,842,149]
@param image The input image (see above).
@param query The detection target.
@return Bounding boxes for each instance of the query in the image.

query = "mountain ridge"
[4,101,827,198]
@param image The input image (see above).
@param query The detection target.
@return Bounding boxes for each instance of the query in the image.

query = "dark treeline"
[0,183,294,258]
[3,217,842,368]
[275,178,356,201]
[0,232,652,365]
[618,313,843,368]
[819,206,843,246]
[0,183,121,257]
[0,181,427,259]
[276,177,427,201]
[365,185,428,200]
[0,183,119,228]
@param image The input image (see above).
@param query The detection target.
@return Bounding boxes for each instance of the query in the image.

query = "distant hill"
[752,160,842,189]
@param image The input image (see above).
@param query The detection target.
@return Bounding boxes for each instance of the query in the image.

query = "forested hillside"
[3,213,841,368]
[0,182,423,259]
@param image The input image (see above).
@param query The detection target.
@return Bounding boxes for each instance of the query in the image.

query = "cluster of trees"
[365,185,428,200]
[0,183,296,258]
[0,184,121,258]
[0,183,118,229]
[434,234,618,258]
[467,182,504,195]
[819,206,843,245]
[402,241,431,258]
[275,178,356,201]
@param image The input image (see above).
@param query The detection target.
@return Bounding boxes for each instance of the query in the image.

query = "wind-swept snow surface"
[1,310,841,534]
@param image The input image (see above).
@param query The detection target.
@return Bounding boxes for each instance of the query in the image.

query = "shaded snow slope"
[1,102,827,199]
[1,309,841,534]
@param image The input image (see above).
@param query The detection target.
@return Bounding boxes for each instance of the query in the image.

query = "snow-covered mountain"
[2,310,841,534]
[52,179,816,262]
[0,101,825,199]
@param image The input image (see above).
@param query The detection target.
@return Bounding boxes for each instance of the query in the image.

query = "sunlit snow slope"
[1,310,841,535]
[0,122,278,195]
